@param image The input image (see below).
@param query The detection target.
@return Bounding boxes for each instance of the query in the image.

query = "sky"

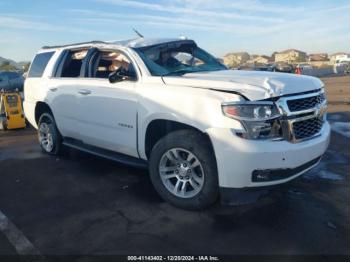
[0,0,350,61]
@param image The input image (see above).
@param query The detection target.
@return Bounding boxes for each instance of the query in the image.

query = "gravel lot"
[323,75,350,112]
[0,76,349,259]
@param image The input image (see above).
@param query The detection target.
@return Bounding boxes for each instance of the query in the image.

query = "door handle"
[49,87,58,92]
[78,89,91,95]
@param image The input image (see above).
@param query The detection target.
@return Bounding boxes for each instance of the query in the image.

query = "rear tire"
[149,130,218,210]
[37,113,63,155]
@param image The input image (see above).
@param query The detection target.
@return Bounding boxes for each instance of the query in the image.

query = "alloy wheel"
[159,148,204,198]
[38,122,54,152]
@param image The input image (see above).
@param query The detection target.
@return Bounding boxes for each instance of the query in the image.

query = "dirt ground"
[0,76,349,260]
[322,75,350,112]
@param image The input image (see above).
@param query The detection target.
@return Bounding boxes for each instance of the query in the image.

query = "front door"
[77,49,139,158]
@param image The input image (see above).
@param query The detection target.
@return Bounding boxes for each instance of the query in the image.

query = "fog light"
[252,170,271,182]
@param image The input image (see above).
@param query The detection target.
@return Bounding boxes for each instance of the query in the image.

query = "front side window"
[91,50,136,80]
[28,51,55,78]
[133,40,226,76]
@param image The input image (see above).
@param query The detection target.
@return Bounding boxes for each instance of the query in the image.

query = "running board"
[62,138,148,169]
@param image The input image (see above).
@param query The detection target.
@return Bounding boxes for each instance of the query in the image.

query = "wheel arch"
[35,101,53,124]
[143,118,215,161]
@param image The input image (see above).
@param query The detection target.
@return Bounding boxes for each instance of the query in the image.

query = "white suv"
[24,38,330,209]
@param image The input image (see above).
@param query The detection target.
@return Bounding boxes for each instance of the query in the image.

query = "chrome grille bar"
[275,90,327,143]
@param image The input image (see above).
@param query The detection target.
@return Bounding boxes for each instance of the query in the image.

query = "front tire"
[38,113,62,155]
[149,130,218,210]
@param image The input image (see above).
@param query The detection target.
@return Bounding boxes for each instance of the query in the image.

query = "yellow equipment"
[0,91,26,130]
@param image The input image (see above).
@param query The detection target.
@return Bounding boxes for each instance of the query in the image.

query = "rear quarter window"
[28,51,55,78]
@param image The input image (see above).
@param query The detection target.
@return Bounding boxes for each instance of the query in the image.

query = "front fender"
[138,112,208,159]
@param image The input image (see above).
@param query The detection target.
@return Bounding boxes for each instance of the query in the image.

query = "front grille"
[287,93,325,112]
[276,90,327,142]
[292,117,323,140]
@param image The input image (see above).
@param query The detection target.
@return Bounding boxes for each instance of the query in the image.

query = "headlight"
[222,101,280,121]
[222,101,283,140]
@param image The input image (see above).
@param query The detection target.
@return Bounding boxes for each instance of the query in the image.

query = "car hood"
[162,70,323,101]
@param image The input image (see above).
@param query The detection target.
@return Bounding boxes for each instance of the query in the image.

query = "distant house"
[223,52,250,67]
[252,55,272,64]
[271,52,278,62]
[249,54,259,60]
[308,53,329,62]
[274,49,307,63]
[330,52,350,63]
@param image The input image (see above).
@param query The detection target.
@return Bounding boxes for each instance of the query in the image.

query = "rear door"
[49,48,91,138]
[77,49,139,157]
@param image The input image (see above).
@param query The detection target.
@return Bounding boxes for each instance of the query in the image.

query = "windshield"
[133,40,227,76]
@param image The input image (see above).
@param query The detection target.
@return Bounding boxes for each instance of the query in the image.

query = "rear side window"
[59,49,88,78]
[28,51,55,78]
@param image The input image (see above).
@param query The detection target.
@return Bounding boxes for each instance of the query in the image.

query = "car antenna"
[133,28,144,38]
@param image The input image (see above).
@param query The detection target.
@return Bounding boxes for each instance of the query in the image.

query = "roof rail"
[41,40,109,49]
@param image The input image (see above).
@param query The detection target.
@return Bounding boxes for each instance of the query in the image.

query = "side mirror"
[108,71,125,83]
[108,66,137,83]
